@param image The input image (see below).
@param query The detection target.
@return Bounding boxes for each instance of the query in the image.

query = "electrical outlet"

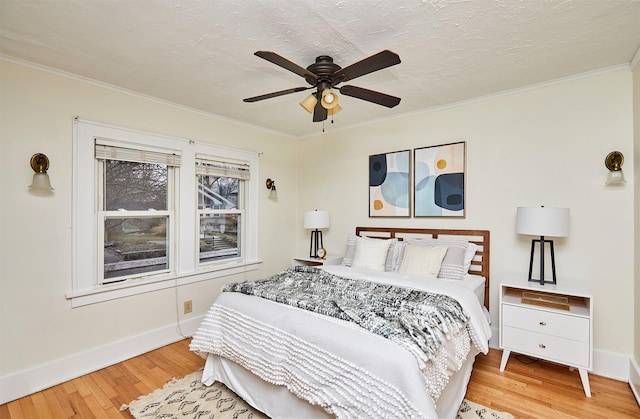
[183,300,192,314]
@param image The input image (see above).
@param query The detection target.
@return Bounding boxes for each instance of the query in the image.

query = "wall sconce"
[29,153,54,191]
[605,151,626,185]
[265,178,277,200]
[516,206,569,285]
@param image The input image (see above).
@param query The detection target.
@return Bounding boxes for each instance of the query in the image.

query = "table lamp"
[303,210,330,258]
[516,206,569,285]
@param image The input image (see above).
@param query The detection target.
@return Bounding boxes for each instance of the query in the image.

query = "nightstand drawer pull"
[539,344,546,349]
[539,321,547,326]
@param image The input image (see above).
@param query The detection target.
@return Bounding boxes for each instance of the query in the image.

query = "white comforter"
[190,265,491,419]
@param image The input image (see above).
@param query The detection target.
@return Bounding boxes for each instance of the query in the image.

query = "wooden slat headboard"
[355,227,490,309]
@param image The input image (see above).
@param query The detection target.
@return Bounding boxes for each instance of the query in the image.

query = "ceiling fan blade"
[243,86,310,102]
[254,51,318,83]
[332,50,401,84]
[312,99,328,122]
[339,85,401,108]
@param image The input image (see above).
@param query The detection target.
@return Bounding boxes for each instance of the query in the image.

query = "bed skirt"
[201,347,481,419]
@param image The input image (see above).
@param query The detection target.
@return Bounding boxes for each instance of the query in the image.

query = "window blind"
[195,156,251,180]
[95,142,181,166]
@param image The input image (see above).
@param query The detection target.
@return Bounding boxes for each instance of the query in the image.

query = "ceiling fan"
[243,50,401,123]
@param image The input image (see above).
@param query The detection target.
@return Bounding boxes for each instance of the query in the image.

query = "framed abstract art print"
[369,149,411,217]
[413,141,466,217]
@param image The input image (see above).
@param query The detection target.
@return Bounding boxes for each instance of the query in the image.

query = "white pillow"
[341,233,358,266]
[405,238,477,280]
[398,244,448,278]
[342,234,400,271]
[386,240,404,272]
[351,236,393,271]
[464,242,479,271]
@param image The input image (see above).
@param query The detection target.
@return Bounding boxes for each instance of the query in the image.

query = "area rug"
[123,369,514,419]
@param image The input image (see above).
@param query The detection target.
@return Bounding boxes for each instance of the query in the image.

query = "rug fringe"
[121,374,186,413]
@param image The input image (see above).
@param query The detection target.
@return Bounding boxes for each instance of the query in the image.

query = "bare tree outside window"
[103,160,171,281]
[104,160,168,210]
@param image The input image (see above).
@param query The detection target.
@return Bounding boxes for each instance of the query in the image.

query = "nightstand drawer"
[502,326,590,367]
[502,304,589,342]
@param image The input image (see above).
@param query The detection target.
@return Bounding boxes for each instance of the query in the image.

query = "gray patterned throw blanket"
[223,266,470,366]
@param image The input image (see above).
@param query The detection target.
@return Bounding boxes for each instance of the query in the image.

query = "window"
[96,144,179,283]
[70,119,259,307]
[196,157,249,265]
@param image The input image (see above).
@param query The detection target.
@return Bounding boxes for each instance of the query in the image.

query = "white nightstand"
[292,255,342,267]
[499,277,593,397]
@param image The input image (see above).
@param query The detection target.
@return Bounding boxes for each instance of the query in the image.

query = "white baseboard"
[630,357,640,406]
[0,316,203,405]
[593,349,630,381]
[489,325,500,349]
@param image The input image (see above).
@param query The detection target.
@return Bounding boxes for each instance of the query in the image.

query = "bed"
[190,227,491,419]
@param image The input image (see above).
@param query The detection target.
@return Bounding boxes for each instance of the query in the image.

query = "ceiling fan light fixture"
[299,94,317,114]
[321,89,338,109]
[328,103,342,116]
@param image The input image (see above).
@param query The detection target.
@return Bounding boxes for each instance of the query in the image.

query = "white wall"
[0,59,298,396]
[632,55,640,401]
[297,68,635,360]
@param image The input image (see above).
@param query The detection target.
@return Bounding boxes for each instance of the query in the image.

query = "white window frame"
[68,119,260,307]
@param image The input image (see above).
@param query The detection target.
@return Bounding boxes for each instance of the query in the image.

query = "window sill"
[66,259,262,308]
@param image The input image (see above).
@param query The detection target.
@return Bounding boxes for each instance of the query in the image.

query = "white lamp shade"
[606,169,626,185]
[303,210,330,229]
[29,172,54,191]
[516,207,569,237]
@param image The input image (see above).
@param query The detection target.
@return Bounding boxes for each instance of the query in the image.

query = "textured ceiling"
[1,0,639,138]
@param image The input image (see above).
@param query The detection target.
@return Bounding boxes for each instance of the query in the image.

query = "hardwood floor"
[1,340,638,418]
[0,339,205,419]
[467,349,640,418]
